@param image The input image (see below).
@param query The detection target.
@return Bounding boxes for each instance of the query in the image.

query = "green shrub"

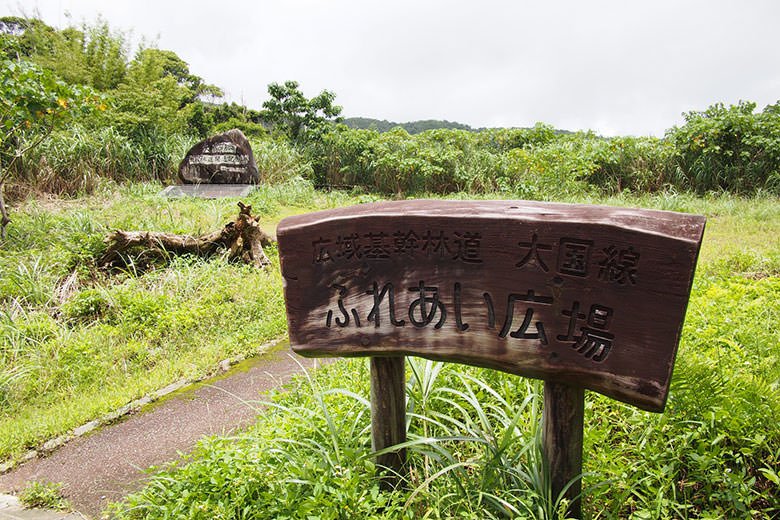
[667,101,780,194]
[19,480,70,511]
[586,136,677,193]
[61,288,112,321]
[311,125,591,197]
[212,117,267,139]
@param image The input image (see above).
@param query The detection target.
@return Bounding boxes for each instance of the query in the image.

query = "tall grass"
[249,138,313,185]
[12,126,194,196]
[9,126,315,199]
[109,359,575,519]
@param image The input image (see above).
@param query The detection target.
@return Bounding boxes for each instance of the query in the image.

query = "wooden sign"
[277,200,705,516]
[278,200,705,411]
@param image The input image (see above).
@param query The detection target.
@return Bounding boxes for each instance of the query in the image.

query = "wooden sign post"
[278,200,705,516]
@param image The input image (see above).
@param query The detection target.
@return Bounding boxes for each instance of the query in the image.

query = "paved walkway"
[0,342,325,519]
[0,494,84,519]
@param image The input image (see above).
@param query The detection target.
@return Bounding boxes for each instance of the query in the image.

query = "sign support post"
[370,356,407,489]
[543,381,585,518]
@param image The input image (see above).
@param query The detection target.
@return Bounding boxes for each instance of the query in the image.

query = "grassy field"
[0,179,363,462]
[1,182,779,518]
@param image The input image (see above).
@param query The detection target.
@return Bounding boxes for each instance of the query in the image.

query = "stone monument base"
[159,184,255,199]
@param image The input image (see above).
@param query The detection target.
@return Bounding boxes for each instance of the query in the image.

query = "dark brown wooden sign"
[278,200,705,412]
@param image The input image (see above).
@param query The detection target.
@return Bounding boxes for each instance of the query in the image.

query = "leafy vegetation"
[0,56,100,239]
[261,80,342,143]
[668,101,780,194]
[18,480,70,511]
[3,15,780,208]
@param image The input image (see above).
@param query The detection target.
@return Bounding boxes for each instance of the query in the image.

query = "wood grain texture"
[278,200,706,412]
[543,381,584,519]
[370,356,407,489]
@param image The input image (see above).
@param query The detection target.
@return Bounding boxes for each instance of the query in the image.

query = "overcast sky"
[4,0,780,136]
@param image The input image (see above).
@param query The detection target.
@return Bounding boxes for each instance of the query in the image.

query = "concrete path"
[0,342,326,519]
[0,494,84,519]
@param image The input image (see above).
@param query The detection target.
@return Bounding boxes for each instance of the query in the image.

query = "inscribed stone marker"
[278,200,706,412]
[178,128,259,184]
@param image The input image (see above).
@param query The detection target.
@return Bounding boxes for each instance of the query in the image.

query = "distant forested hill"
[343,117,475,133]
[343,117,576,135]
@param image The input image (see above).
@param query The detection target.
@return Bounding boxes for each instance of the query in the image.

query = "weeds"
[18,480,70,511]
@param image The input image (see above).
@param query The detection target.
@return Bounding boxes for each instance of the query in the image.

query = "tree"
[0,58,99,241]
[0,16,125,91]
[82,18,128,90]
[102,47,225,140]
[131,48,222,105]
[261,80,342,142]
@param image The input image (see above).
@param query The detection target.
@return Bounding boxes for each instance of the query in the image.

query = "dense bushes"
[668,101,780,194]
[312,125,580,195]
[310,125,675,196]
[306,101,780,197]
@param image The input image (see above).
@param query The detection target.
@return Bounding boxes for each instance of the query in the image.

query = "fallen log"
[98,201,274,269]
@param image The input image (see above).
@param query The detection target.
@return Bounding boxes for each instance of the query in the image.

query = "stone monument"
[178,128,259,184]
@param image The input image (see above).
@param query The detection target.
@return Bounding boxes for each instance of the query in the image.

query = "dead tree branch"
[98,201,274,269]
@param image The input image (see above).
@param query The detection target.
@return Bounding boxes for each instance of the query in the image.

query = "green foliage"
[668,100,780,194]
[0,58,99,163]
[16,125,194,192]
[311,124,590,197]
[81,18,128,90]
[212,117,267,139]
[18,480,70,510]
[261,80,342,142]
[1,16,127,91]
[109,360,551,519]
[0,55,101,238]
[1,16,222,195]
[0,17,59,60]
[61,288,112,321]
[583,267,780,518]
[6,18,780,199]
[102,46,202,141]
[132,48,221,102]
[249,138,313,184]
[307,115,780,197]
[585,136,677,193]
